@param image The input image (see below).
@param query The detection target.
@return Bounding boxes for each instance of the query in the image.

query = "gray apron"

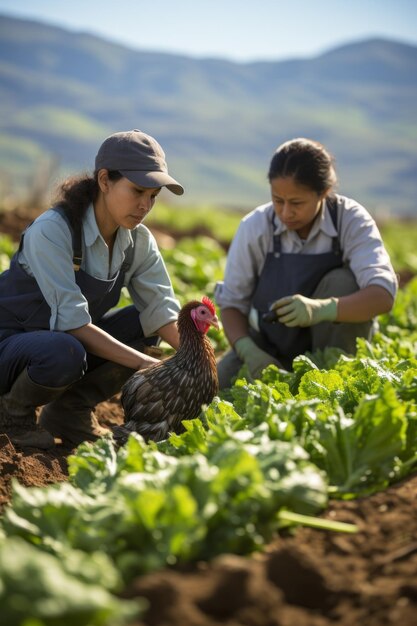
[252,198,342,369]
[0,205,133,342]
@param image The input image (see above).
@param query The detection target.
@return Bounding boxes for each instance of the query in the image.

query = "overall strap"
[326,195,338,229]
[121,242,135,273]
[270,196,341,257]
[17,206,82,272]
[18,228,30,252]
[50,204,83,271]
[52,204,135,274]
[326,196,341,256]
[271,210,282,257]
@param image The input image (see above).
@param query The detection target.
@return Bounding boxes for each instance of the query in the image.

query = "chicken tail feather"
[112,421,137,446]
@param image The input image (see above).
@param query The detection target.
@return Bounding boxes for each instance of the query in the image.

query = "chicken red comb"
[202,296,216,315]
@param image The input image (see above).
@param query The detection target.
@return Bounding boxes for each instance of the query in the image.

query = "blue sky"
[0,0,416,61]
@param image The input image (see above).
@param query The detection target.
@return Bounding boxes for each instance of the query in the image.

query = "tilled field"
[1,205,417,625]
[1,396,417,626]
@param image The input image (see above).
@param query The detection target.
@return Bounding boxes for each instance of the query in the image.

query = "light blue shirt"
[18,204,180,335]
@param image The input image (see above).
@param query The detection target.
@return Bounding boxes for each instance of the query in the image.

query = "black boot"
[0,369,68,449]
[39,361,136,447]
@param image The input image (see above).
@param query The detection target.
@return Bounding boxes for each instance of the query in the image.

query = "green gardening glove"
[271,295,338,328]
[234,336,283,380]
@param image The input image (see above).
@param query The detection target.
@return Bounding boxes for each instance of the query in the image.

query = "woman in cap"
[0,129,184,448]
[215,138,397,388]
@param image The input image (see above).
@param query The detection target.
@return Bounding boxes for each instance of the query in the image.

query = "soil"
[1,402,417,626]
[1,205,417,625]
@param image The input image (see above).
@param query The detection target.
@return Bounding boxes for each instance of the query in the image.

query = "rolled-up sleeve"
[124,227,180,336]
[340,202,398,299]
[20,216,91,330]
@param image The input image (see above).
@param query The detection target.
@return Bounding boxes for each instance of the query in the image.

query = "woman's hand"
[270,285,394,327]
[68,323,160,370]
[234,336,283,380]
[271,285,393,327]
[271,295,338,327]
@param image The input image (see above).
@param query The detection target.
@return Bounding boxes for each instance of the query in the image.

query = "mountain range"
[0,14,416,215]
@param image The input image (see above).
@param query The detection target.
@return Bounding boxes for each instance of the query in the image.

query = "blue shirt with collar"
[19,204,180,335]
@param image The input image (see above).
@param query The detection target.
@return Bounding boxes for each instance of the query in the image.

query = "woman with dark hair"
[0,129,184,448]
[215,138,397,388]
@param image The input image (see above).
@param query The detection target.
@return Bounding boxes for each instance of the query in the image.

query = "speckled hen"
[114,296,219,443]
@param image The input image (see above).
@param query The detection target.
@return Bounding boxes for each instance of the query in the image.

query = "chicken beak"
[210,314,220,330]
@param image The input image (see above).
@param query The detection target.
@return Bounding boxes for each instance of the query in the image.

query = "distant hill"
[0,14,416,215]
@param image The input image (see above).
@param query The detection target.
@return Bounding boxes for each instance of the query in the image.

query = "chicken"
[114,296,219,444]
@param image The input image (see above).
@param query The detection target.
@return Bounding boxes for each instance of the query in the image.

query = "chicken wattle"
[114,296,219,443]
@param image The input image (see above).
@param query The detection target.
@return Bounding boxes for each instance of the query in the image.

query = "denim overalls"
[0,205,138,391]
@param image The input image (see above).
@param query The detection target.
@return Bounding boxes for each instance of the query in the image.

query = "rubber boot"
[0,369,68,449]
[39,361,137,447]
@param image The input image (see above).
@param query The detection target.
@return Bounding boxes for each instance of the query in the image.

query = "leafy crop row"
[0,229,417,625]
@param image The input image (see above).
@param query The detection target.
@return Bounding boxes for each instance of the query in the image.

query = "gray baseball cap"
[95,129,184,195]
